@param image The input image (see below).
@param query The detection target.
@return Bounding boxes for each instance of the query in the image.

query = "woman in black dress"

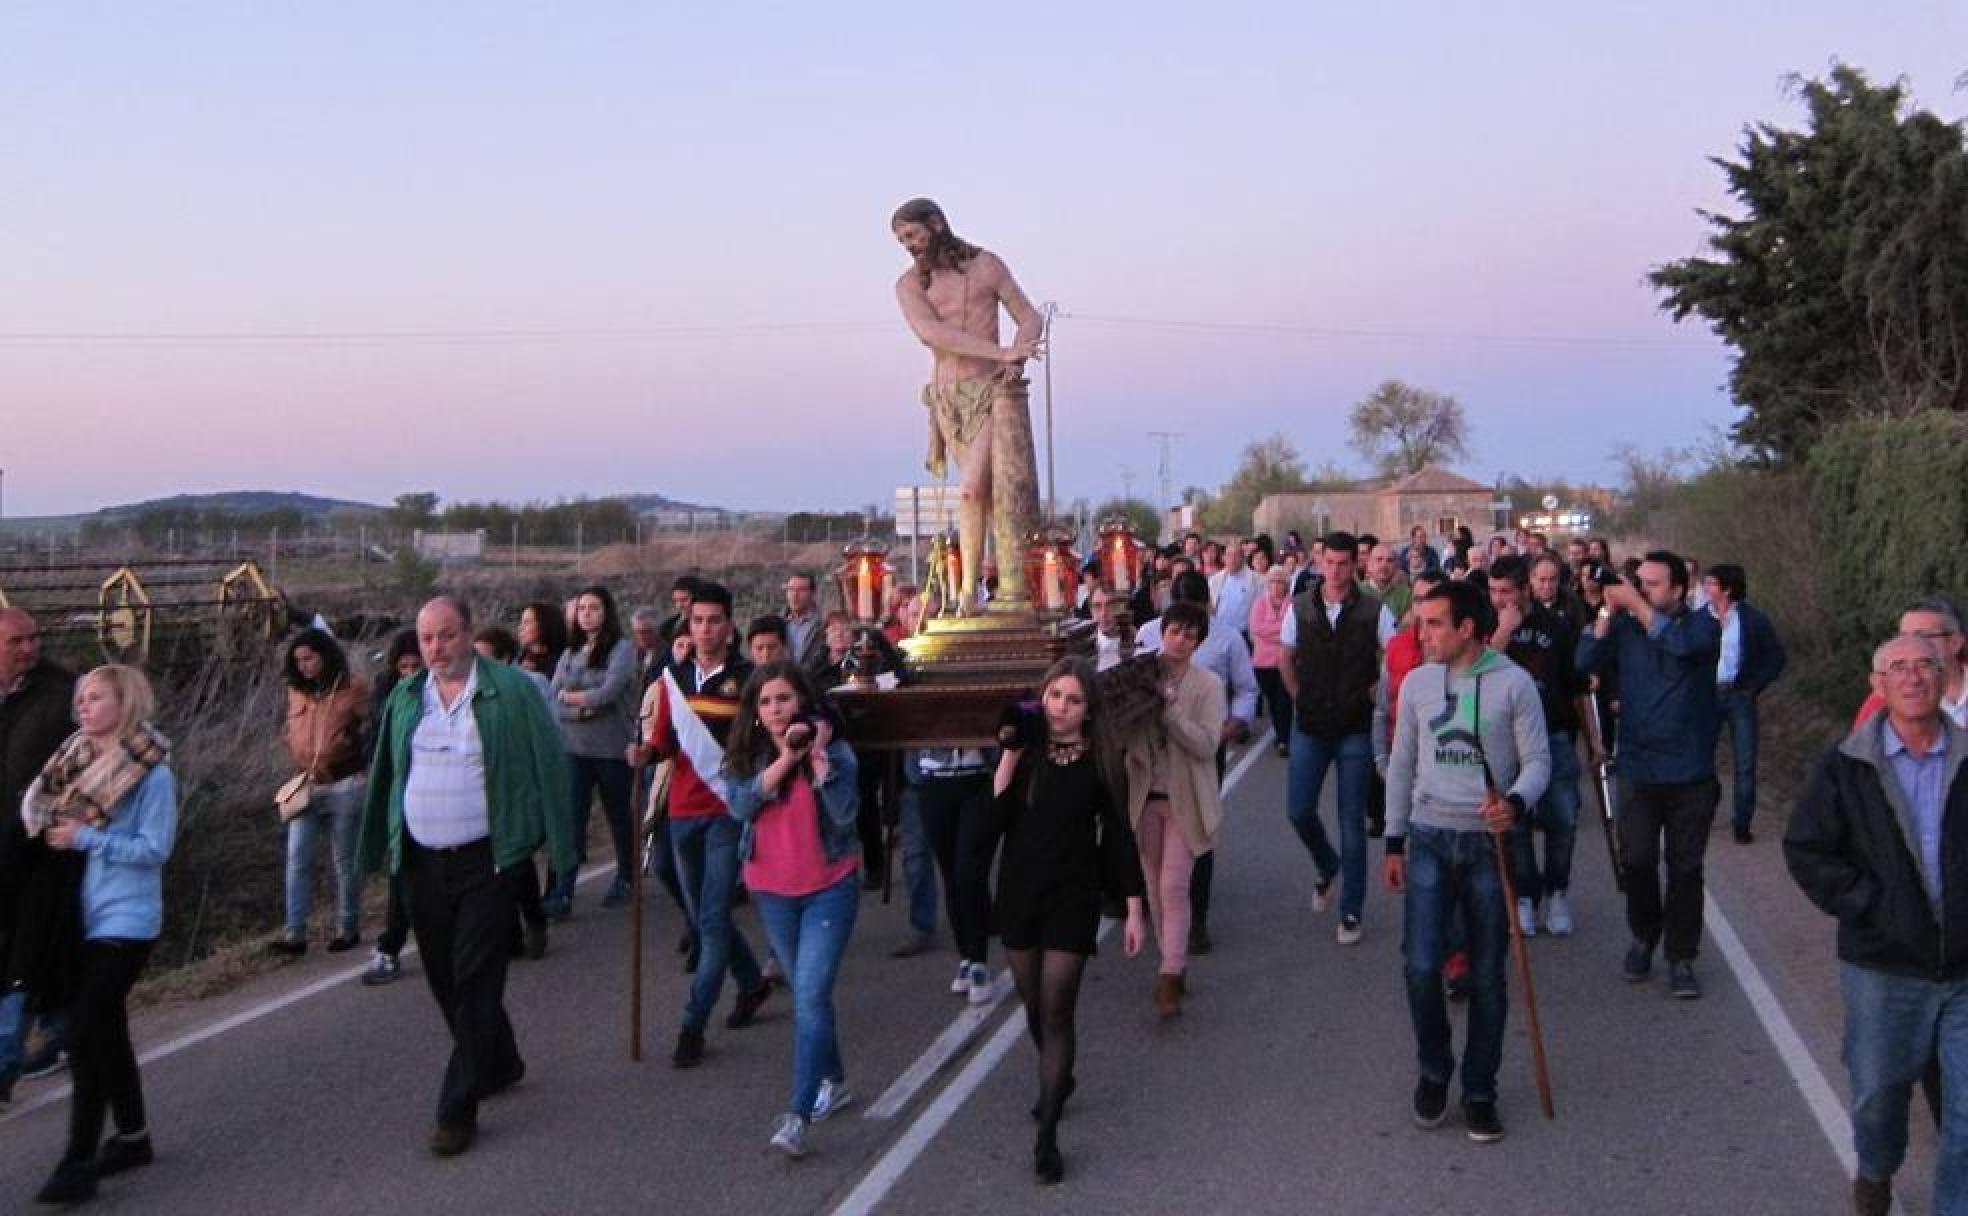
[991,657,1146,1185]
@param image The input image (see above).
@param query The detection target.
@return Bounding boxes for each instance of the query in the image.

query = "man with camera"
[1577,550,1722,998]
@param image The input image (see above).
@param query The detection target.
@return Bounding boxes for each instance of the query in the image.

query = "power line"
[1069,313,1713,351]
[0,320,895,348]
[0,311,1715,352]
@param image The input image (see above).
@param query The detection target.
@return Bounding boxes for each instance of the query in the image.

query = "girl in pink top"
[1249,566,1295,756]
[724,662,862,1159]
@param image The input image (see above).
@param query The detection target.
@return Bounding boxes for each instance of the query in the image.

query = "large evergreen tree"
[1650,65,1968,462]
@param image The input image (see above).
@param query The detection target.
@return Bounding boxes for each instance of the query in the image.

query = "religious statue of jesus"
[892,197,1045,613]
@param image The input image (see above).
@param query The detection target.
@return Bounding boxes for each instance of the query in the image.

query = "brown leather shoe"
[428,1122,476,1157]
[1153,973,1182,1018]
[1852,1175,1891,1216]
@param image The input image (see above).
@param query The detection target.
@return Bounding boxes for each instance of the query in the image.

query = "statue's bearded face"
[893,219,936,261]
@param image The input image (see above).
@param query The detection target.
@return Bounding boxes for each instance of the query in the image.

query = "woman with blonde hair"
[21,665,177,1205]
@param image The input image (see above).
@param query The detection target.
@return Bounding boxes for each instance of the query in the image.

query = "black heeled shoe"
[1034,1129,1065,1185]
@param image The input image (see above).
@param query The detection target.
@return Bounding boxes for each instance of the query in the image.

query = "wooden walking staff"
[1481,762,1557,1120]
[627,755,649,1062]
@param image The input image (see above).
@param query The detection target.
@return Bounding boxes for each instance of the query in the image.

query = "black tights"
[1005,946,1086,1134]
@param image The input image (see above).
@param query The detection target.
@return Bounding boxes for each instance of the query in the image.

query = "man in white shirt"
[360,596,575,1158]
[1209,541,1261,644]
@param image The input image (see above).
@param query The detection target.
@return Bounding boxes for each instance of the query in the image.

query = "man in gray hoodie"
[1383,581,1551,1144]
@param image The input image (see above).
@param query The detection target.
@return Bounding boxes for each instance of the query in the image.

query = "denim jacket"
[726,739,860,864]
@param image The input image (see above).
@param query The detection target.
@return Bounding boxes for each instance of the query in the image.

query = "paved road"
[0,739,1870,1214]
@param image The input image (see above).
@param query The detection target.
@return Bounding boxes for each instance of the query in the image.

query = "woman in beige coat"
[1122,601,1226,1017]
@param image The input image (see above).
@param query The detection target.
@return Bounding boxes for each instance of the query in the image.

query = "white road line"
[832,732,1273,1215]
[865,972,1014,1120]
[1703,890,1857,1177]
[831,983,1035,1216]
[0,862,619,1127]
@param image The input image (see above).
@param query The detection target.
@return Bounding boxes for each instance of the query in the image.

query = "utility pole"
[1040,302,1062,521]
[1119,465,1136,501]
[1146,431,1184,542]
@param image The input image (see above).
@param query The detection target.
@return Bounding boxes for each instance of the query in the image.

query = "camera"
[785,716,817,752]
[1584,560,1621,589]
[996,701,1045,751]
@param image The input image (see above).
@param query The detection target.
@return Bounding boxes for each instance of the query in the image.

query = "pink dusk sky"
[2,4,1962,517]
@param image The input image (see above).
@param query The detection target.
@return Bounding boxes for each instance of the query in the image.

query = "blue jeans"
[1841,963,1968,1213]
[755,875,860,1118]
[284,776,365,937]
[896,784,939,937]
[1402,824,1509,1103]
[1510,732,1580,904]
[1287,727,1372,920]
[0,989,23,1087]
[670,815,764,1034]
[555,753,634,900]
[1718,689,1760,831]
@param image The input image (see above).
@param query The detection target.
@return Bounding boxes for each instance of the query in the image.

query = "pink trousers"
[1135,800,1197,976]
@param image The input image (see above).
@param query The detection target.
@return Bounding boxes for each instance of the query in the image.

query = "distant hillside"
[617,492,724,516]
[0,491,381,537]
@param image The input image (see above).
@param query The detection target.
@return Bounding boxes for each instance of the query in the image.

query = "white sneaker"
[1516,898,1538,938]
[1336,916,1362,946]
[1311,873,1336,914]
[950,960,973,995]
[965,962,994,1006]
[811,1077,854,1122]
[769,1113,807,1158]
[1543,892,1574,936]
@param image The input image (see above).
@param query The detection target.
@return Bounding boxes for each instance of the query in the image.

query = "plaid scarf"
[20,722,171,836]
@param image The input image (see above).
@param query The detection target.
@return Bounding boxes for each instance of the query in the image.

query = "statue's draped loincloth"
[920,379,997,480]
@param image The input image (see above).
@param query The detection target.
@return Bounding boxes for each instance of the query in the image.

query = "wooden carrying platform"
[830,615,1092,749]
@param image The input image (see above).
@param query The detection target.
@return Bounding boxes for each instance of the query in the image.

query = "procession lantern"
[935,530,964,616]
[1023,524,1080,620]
[1098,515,1145,596]
[836,539,893,625]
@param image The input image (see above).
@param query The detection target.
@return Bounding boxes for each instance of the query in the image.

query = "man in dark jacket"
[1784,633,1966,1216]
[0,608,77,1100]
[1577,549,1721,998]
[1702,563,1787,844]
[1280,532,1396,945]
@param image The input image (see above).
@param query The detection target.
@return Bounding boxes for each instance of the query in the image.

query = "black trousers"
[856,753,889,878]
[377,870,414,957]
[405,838,522,1129]
[1617,777,1720,962]
[63,938,153,1165]
[1188,745,1231,927]
[915,775,998,962]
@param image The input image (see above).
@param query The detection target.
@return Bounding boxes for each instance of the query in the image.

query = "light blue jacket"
[71,764,177,942]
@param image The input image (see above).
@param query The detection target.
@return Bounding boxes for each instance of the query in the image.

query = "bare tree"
[1348,380,1469,476]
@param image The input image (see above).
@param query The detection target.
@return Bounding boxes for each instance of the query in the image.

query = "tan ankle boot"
[1153,973,1183,1018]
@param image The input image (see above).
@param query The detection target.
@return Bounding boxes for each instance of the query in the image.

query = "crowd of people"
[0,517,1960,1212]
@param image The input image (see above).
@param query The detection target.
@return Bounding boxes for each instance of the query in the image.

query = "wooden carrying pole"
[1489,825,1556,1118]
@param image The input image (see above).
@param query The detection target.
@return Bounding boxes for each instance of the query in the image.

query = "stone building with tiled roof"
[1252,466,1498,543]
